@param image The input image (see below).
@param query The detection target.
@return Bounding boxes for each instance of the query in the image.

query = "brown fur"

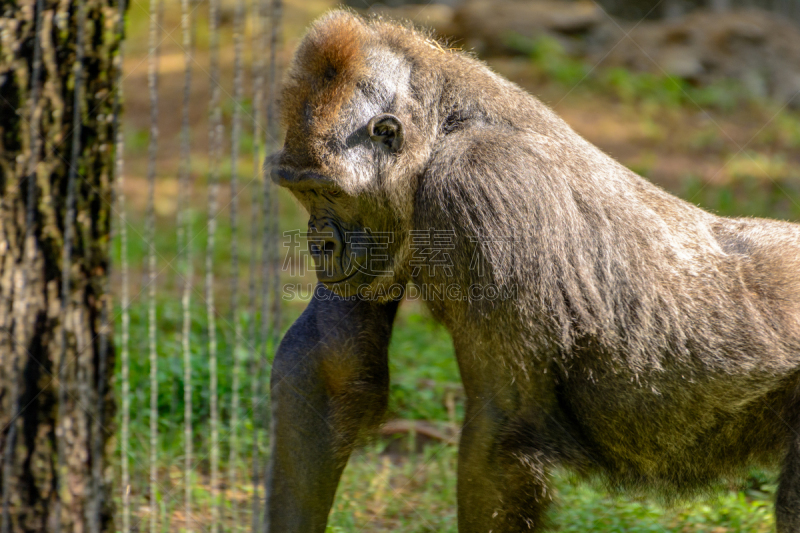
[269,10,800,532]
[281,14,369,164]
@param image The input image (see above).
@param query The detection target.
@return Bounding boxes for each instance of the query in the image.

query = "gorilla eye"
[367,113,404,153]
[324,189,340,198]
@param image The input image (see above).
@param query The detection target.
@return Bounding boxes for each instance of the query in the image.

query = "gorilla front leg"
[455,345,554,533]
[265,285,400,532]
[457,402,553,532]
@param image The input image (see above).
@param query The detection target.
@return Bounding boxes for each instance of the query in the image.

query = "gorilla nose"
[309,238,340,259]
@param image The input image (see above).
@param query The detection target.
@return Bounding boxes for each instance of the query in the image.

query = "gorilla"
[265,11,800,532]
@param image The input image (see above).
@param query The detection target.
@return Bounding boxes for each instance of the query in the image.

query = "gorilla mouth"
[312,245,364,285]
[318,269,358,285]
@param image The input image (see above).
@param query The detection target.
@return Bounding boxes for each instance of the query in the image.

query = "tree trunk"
[0,0,120,530]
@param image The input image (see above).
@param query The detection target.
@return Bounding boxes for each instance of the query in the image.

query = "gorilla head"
[270,13,441,296]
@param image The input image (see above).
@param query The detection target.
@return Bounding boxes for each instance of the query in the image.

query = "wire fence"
[115,0,284,530]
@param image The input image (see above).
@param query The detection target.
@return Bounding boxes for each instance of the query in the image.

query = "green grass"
[551,474,774,533]
[682,173,800,221]
[388,309,461,423]
[327,448,776,532]
[114,290,781,531]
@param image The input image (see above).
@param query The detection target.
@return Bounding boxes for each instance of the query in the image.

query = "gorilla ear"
[367,113,404,153]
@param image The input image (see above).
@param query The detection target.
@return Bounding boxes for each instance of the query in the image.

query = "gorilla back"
[266,11,800,532]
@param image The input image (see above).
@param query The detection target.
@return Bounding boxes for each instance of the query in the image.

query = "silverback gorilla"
[265,11,800,532]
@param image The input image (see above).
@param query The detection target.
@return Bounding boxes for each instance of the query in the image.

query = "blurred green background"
[115,0,799,530]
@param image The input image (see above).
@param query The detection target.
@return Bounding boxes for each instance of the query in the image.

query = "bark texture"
[0,0,120,530]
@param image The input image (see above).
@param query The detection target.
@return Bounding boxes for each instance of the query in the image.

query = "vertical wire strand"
[260,0,278,350]
[259,2,281,529]
[207,0,223,528]
[118,133,131,526]
[146,0,161,528]
[249,0,268,527]
[54,0,87,530]
[268,0,282,367]
[178,0,195,528]
[256,85,271,533]
[228,0,246,526]
[261,5,281,528]
[1,0,44,529]
[115,0,131,526]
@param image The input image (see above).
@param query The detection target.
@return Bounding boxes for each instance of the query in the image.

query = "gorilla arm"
[265,285,400,532]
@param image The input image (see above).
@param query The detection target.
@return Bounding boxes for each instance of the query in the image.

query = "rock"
[360,3,457,38]
[660,46,705,79]
[596,9,800,104]
[365,0,800,106]
[452,0,603,55]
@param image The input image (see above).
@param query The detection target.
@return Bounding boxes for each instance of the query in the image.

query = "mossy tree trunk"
[0,0,121,530]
